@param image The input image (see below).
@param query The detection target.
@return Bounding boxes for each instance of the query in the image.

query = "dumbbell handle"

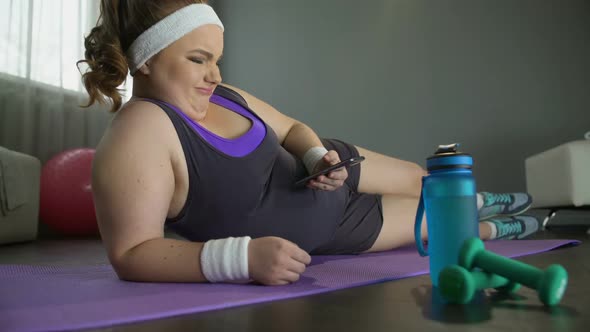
[473,250,543,289]
[471,269,513,289]
[439,265,520,304]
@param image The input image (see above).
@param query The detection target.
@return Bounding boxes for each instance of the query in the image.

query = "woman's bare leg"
[354,145,425,197]
[363,194,492,253]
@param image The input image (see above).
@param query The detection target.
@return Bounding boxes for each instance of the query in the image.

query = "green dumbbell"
[438,265,521,304]
[459,237,568,306]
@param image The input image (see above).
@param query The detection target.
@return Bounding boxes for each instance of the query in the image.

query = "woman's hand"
[307,150,348,191]
[248,237,312,286]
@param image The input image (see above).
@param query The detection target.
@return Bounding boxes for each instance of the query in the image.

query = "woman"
[79,0,537,286]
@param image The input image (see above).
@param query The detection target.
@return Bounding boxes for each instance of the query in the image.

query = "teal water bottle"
[415,143,479,286]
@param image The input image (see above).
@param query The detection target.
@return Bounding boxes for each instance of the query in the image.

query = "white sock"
[482,220,498,239]
[477,193,483,210]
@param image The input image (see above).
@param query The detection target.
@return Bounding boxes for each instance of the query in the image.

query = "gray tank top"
[154,85,351,252]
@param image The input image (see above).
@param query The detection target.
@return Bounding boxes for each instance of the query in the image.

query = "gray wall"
[214,0,590,192]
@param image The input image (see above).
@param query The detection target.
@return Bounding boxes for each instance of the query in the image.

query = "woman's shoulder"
[95,99,178,166]
[110,99,171,131]
[218,83,275,113]
[217,84,297,142]
[215,84,250,105]
[104,100,179,145]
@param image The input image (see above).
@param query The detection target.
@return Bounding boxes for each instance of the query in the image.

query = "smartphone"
[294,156,365,187]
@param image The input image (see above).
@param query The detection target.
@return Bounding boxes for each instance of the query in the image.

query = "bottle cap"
[426,143,473,171]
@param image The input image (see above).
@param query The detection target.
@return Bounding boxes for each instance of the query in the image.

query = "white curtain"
[0,0,129,163]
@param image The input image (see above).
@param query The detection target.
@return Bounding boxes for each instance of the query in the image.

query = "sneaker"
[478,192,533,220]
[484,216,540,240]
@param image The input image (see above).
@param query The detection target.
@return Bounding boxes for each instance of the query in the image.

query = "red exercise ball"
[40,148,98,236]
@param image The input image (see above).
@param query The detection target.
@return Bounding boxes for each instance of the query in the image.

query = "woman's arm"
[92,101,208,282]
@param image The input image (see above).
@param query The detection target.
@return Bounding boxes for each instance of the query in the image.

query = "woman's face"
[143,24,224,120]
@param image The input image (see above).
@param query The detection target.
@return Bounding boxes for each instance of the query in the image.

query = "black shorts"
[310,139,384,255]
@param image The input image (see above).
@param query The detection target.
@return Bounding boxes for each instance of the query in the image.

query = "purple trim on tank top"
[153,95,266,157]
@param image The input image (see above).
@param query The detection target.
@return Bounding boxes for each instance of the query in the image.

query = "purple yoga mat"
[0,239,578,332]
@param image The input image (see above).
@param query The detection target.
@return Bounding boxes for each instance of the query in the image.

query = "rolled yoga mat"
[0,239,579,332]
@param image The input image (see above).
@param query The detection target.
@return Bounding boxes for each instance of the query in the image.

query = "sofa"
[0,146,41,244]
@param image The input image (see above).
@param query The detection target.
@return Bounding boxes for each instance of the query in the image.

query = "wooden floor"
[0,227,588,332]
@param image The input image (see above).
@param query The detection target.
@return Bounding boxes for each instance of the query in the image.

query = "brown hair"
[77,0,207,112]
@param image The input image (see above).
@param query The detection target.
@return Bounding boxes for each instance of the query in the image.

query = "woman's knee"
[413,163,427,178]
[408,162,427,196]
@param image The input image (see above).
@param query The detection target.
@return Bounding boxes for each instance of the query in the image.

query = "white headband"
[126,4,224,74]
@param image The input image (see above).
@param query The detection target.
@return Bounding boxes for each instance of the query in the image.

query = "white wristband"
[200,236,251,283]
[302,146,328,174]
